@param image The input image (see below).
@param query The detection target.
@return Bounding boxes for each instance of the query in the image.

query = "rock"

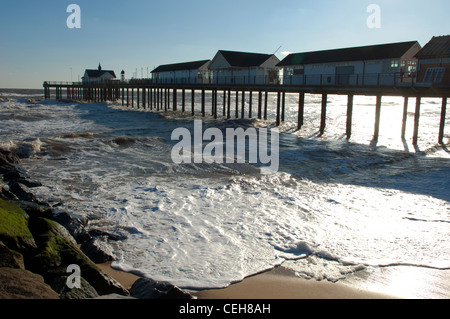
[80,238,115,263]
[26,229,129,297]
[0,180,18,200]
[12,200,53,219]
[94,293,136,299]
[81,264,130,297]
[14,142,37,159]
[0,199,36,252]
[130,278,192,300]
[0,149,21,166]
[2,169,28,182]
[52,212,91,244]
[0,267,59,299]
[29,217,78,247]
[89,228,124,241]
[0,241,25,269]
[8,182,37,202]
[50,276,99,299]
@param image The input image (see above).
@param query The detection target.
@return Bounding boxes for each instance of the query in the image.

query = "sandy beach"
[97,262,450,299]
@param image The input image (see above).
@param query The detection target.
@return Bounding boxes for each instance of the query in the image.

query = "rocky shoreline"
[0,148,192,299]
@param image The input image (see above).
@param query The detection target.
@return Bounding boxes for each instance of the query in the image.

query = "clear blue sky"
[1,0,449,88]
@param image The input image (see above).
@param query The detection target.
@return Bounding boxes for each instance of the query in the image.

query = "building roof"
[277,41,419,67]
[83,64,116,79]
[151,60,211,73]
[84,69,116,78]
[415,35,450,59]
[217,50,275,68]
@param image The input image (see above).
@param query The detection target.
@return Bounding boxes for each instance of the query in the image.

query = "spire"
[98,63,102,71]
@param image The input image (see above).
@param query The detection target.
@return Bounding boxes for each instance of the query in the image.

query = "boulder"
[0,241,25,269]
[89,228,124,241]
[26,226,129,297]
[0,199,36,252]
[94,293,136,299]
[8,182,37,202]
[0,149,21,166]
[50,276,99,299]
[81,238,115,263]
[2,169,29,182]
[0,267,59,299]
[52,212,91,244]
[29,217,77,247]
[130,278,192,299]
[0,180,18,200]
[11,200,53,219]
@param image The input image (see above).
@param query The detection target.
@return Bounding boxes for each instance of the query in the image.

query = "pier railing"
[139,72,444,88]
[44,72,449,89]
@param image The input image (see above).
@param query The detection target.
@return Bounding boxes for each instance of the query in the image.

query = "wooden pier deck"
[43,81,449,145]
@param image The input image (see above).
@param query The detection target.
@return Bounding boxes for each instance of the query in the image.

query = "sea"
[1,88,449,297]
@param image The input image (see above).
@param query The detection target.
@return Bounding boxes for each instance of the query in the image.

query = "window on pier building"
[285,68,294,77]
[382,60,400,73]
[423,67,445,83]
[293,68,304,75]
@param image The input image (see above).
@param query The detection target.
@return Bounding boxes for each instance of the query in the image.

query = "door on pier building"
[335,66,355,85]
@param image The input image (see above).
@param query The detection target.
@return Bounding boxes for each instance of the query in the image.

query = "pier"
[43,81,449,145]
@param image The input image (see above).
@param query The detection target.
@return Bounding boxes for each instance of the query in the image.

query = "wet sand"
[99,262,445,299]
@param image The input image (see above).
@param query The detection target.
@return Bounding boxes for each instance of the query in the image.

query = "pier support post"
[156,88,160,111]
[142,88,146,109]
[235,91,239,119]
[167,88,170,110]
[276,91,281,126]
[152,88,155,110]
[281,92,286,122]
[258,91,262,119]
[346,94,354,139]
[164,89,167,111]
[241,91,245,119]
[201,89,205,117]
[137,88,140,109]
[298,92,305,130]
[249,91,253,118]
[319,93,328,136]
[412,97,421,145]
[173,88,177,111]
[264,91,268,120]
[182,89,185,113]
[214,89,218,119]
[373,95,382,141]
[191,89,195,116]
[439,97,447,145]
[227,91,231,119]
[148,88,152,110]
[223,90,226,118]
[401,97,409,139]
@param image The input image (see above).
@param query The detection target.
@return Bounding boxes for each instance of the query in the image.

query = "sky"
[0,0,449,89]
